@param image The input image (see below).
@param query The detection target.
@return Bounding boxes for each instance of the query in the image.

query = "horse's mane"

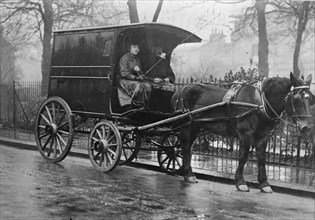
[262,77,291,94]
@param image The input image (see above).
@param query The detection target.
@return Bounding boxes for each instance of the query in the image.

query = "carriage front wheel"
[119,130,142,165]
[35,97,74,163]
[156,133,183,175]
[88,121,122,172]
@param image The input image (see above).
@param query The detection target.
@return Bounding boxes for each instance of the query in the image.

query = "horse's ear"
[305,74,312,86]
[290,72,300,86]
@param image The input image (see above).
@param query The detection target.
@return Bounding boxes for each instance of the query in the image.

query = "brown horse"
[171,73,313,193]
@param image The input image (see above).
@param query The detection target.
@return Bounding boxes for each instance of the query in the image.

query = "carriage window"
[103,40,112,56]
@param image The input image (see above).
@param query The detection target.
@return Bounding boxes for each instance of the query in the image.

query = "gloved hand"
[154,78,163,83]
[134,66,140,72]
[163,78,170,83]
[139,75,146,81]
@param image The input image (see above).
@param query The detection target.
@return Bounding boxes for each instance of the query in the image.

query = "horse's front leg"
[255,135,273,193]
[235,135,251,192]
[180,126,198,183]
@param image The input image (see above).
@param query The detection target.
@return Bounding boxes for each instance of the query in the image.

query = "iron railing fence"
[0,81,314,168]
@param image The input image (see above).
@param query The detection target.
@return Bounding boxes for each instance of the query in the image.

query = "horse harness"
[173,82,311,127]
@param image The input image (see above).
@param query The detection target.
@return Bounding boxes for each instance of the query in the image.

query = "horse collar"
[261,92,283,122]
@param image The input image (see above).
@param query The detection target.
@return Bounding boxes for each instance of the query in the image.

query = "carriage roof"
[53,22,202,40]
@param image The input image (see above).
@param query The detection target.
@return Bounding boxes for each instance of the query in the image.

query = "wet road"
[1,144,314,220]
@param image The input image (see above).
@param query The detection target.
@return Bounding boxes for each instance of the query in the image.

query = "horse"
[171,73,313,193]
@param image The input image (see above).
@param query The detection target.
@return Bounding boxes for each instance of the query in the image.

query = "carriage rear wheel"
[156,133,183,175]
[119,131,142,165]
[35,97,74,163]
[88,121,122,173]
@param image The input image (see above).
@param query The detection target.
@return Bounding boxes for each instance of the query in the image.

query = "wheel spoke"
[40,114,51,125]
[45,106,53,123]
[96,129,102,139]
[56,103,60,124]
[102,126,106,139]
[166,138,172,147]
[176,158,182,167]
[57,121,69,130]
[47,137,54,157]
[161,154,169,165]
[42,135,52,150]
[108,148,117,157]
[166,158,171,171]
[107,134,115,143]
[58,130,69,135]
[91,137,99,142]
[57,111,66,126]
[106,152,113,164]
[108,143,118,147]
[122,148,128,158]
[99,153,104,166]
[38,125,46,129]
[52,102,56,123]
[53,137,58,158]
[56,135,63,154]
[39,132,50,140]
[56,133,67,146]
[106,127,111,139]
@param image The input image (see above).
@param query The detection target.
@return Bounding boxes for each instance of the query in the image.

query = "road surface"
[1,144,314,219]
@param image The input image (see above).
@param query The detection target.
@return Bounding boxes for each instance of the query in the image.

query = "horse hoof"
[184,176,198,183]
[236,184,250,192]
[260,186,273,193]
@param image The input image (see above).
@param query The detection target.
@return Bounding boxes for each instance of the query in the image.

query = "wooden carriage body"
[48,23,201,118]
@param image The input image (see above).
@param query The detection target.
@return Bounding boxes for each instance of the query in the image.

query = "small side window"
[103,40,112,56]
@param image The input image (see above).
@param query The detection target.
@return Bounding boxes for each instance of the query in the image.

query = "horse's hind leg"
[180,126,198,183]
[235,136,251,192]
[255,136,273,193]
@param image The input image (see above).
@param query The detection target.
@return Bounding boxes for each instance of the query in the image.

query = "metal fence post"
[13,81,16,133]
[296,131,301,168]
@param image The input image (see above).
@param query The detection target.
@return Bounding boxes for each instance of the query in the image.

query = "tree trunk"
[255,0,269,78]
[127,0,140,23]
[293,1,310,78]
[152,0,164,22]
[41,0,53,96]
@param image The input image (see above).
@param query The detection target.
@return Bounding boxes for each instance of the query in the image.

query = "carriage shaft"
[136,101,261,131]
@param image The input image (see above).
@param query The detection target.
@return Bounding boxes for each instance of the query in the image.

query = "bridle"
[262,85,312,124]
[285,85,312,119]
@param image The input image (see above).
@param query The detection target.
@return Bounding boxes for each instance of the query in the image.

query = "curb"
[1,137,314,199]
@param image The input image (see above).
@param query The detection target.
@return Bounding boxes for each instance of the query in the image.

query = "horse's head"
[284,73,313,133]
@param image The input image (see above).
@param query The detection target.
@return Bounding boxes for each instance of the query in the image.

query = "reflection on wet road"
[1,145,314,219]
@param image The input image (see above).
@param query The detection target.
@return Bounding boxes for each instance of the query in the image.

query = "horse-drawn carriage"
[35,23,201,173]
[35,22,313,193]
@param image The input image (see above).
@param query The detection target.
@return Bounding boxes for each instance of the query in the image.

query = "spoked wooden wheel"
[35,97,74,163]
[88,121,122,173]
[119,131,142,165]
[157,133,183,175]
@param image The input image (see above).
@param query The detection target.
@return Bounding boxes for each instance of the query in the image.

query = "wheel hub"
[45,123,58,135]
[99,139,109,152]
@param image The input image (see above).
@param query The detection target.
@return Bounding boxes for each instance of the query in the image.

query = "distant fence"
[0,81,314,169]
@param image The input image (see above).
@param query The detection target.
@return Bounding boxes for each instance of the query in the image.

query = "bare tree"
[292,1,313,77]
[41,0,53,96]
[1,0,125,95]
[152,0,164,22]
[127,0,140,23]
[255,0,269,77]
[266,1,314,78]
